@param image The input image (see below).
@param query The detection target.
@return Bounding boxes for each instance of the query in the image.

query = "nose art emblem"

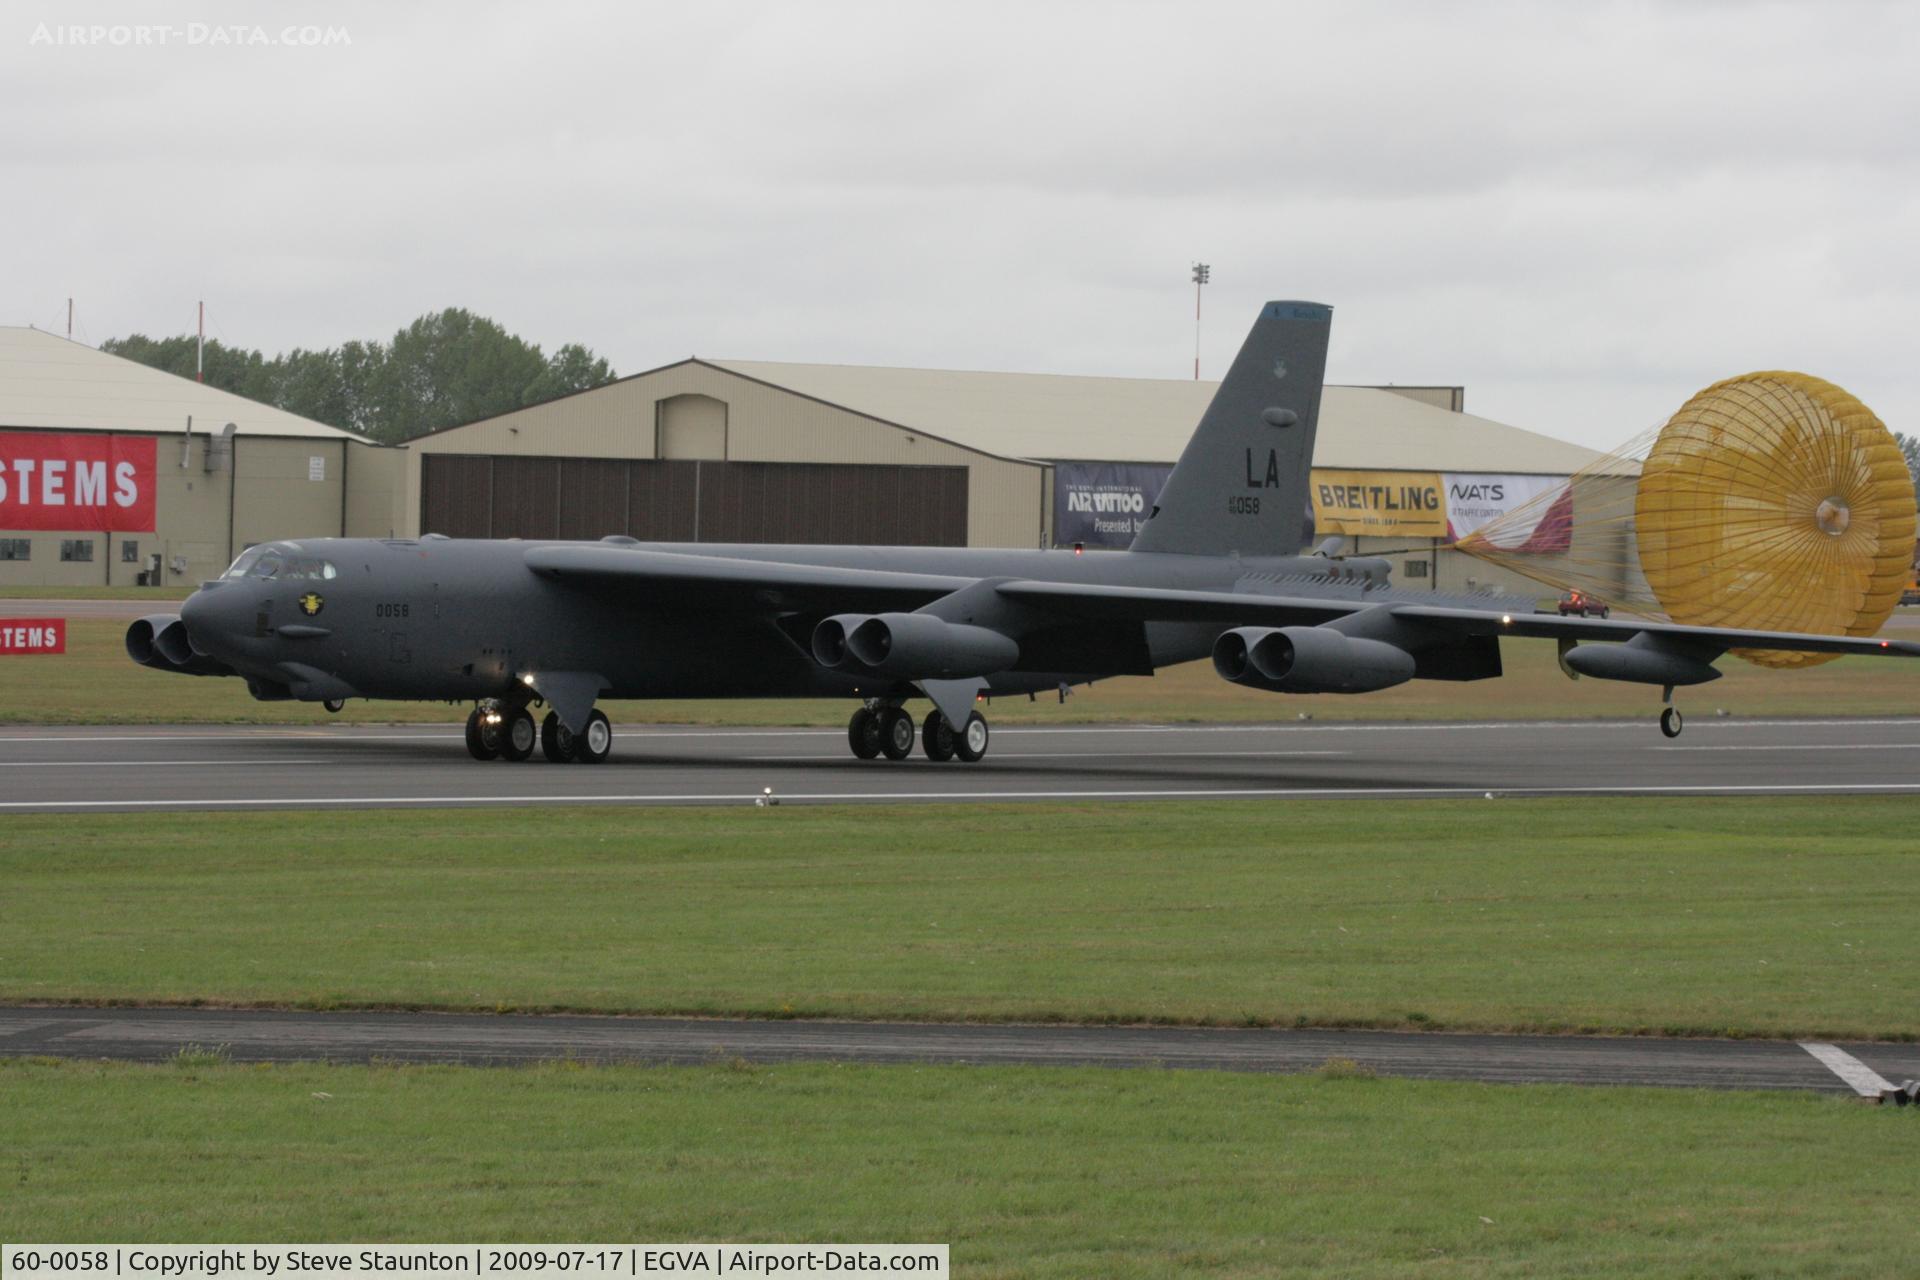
[298,593,325,617]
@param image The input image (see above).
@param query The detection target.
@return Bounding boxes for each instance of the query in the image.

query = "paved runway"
[2,716,1919,811]
[3,1005,1914,1094]
[0,598,184,620]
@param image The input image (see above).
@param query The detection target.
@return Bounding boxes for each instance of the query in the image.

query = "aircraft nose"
[179,582,247,657]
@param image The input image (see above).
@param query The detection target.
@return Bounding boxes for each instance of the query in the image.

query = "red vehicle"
[1558,590,1610,618]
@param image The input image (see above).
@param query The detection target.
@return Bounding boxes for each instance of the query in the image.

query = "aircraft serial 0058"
[129,302,1920,764]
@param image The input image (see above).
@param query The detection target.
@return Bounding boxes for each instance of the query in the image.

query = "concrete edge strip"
[1799,1042,1896,1097]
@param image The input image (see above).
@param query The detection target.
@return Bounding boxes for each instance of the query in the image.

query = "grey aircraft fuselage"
[136,299,1920,758]
[175,536,1425,705]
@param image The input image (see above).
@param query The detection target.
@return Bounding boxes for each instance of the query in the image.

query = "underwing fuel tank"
[811,612,1020,679]
[1561,633,1722,686]
[1212,625,1416,694]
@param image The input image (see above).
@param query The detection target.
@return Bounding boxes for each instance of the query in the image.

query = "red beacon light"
[1073,541,1084,555]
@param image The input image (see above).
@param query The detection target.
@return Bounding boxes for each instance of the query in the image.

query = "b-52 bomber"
[128,301,1920,764]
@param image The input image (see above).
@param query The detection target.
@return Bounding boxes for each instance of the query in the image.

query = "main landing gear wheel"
[954,711,990,763]
[922,710,956,762]
[323,698,345,714]
[1660,706,1684,739]
[879,706,916,761]
[574,709,613,764]
[464,707,501,761]
[541,710,574,763]
[848,707,882,759]
[500,707,537,761]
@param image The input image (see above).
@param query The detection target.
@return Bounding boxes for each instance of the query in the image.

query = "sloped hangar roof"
[0,325,369,441]
[708,358,1613,474]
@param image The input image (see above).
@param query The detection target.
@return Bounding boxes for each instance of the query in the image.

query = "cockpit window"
[277,557,337,580]
[222,546,335,581]
[223,547,265,578]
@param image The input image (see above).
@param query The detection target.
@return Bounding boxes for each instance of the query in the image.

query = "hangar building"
[0,329,1620,600]
[0,326,403,588]
[404,358,1614,596]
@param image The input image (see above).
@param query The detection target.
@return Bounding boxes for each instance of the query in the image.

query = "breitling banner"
[1309,469,1447,538]
[0,432,157,532]
[1307,469,1571,550]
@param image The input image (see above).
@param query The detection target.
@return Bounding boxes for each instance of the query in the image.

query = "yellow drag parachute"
[1456,372,1915,667]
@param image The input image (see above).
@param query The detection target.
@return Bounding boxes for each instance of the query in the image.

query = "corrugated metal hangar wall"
[403,361,1042,549]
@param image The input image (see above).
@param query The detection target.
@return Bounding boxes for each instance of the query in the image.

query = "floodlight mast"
[1191,262,1210,379]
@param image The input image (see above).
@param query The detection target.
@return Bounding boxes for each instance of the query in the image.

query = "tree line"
[104,308,617,444]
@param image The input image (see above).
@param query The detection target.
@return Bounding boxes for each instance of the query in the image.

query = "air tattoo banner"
[1442,473,1572,551]
[0,432,157,532]
[1308,469,1447,538]
[1054,462,1173,548]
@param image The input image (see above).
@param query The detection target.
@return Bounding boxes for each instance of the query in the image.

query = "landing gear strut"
[848,707,883,759]
[541,709,612,764]
[921,709,955,761]
[878,706,916,760]
[468,702,540,761]
[843,701,991,763]
[465,704,503,761]
[1659,685,1684,739]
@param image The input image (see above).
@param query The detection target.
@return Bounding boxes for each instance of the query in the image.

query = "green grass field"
[2,1057,1912,1277]
[4,798,1915,1039]
[10,615,1920,725]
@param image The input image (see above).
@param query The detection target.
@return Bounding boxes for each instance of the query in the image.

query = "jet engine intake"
[126,614,192,668]
[811,612,1019,679]
[1212,625,1416,694]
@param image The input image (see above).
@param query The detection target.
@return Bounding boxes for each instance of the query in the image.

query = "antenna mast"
[1190,263,1210,379]
[197,300,205,382]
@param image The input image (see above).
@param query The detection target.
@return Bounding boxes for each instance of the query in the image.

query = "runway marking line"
[7,781,1920,811]
[0,758,331,769]
[1799,1042,1898,1097]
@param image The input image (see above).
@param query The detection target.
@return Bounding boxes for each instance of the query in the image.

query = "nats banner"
[0,618,65,654]
[0,433,156,532]
[1443,473,1571,551]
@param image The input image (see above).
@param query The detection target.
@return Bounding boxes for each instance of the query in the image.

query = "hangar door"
[421,455,969,545]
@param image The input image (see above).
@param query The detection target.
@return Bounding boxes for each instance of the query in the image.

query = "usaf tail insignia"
[298,593,325,617]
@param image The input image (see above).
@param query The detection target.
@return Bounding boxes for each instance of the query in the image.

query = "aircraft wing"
[993,580,1367,627]
[996,580,1920,658]
[524,544,972,612]
[1388,604,1920,657]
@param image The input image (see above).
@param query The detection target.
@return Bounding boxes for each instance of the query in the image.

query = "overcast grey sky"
[6,0,1916,450]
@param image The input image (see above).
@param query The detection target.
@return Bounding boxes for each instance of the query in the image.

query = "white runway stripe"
[5,780,1920,812]
[1799,1042,1897,1097]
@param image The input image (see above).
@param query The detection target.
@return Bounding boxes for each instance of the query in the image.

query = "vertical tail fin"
[1130,301,1331,557]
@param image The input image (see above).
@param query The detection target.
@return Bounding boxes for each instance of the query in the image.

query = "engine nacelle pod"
[1213,625,1416,694]
[125,613,233,677]
[811,612,1019,679]
[126,614,194,669]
